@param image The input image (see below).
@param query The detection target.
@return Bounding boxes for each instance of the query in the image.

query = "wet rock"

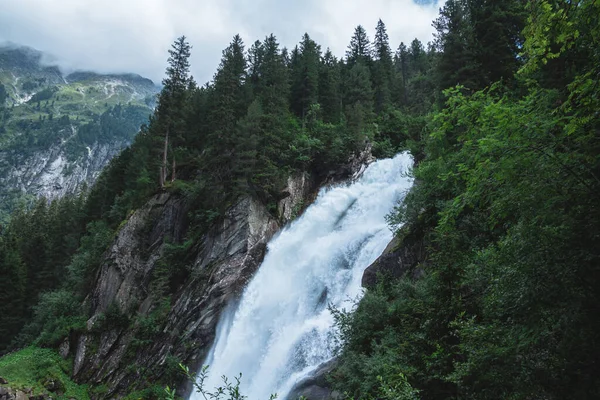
[278,172,313,223]
[325,141,376,183]
[28,395,48,400]
[288,359,340,400]
[362,223,427,288]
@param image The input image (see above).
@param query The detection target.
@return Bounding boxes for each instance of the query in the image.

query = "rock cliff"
[68,146,375,398]
[0,139,128,201]
[70,194,280,397]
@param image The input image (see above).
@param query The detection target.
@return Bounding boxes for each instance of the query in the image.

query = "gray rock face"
[278,172,313,223]
[287,359,341,400]
[72,193,280,397]
[0,386,51,400]
[0,139,128,201]
[324,141,376,184]
[361,223,427,288]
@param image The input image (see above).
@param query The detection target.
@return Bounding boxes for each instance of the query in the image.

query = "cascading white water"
[191,152,413,400]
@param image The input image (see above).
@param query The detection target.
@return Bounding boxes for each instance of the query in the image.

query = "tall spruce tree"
[433,0,481,92]
[393,42,409,105]
[155,35,192,186]
[206,34,248,188]
[372,19,394,112]
[469,0,525,84]
[250,34,292,197]
[290,34,321,119]
[0,231,26,352]
[346,25,372,67]
[260,34,289,113]
[247,40,265,96]
[318,49,342,123]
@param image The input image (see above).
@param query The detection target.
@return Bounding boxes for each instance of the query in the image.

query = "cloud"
[0,0,440,84]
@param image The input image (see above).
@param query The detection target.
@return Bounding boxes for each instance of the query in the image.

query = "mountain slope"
[0,44,158,221]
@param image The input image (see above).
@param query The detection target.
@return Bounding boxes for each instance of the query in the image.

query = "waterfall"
[191,152,413,400]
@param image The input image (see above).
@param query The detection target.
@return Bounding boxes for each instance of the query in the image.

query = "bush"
[0,347,90,399]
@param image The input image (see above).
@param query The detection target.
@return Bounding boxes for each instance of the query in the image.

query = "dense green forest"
[0,16,425,355]
[1,0,599,398]
[332,0,600,399]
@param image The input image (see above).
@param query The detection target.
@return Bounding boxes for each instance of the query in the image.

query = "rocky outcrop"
[278,172,313,223]
[323,141,376,183]
[0,139,128,201]
[287,359,341,400]
[0,380,54,400]
[362,222,427,288]
[71,193,280,397]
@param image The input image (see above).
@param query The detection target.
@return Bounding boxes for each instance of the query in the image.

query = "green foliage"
[334,2,600,399]
[28,290,87,347]
[28,86,59,103]
[172,364,278,400]
[92,302,131,333]
[0,347,90,399]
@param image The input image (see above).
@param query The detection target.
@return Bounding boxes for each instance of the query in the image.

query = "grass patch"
[0,347,90,400]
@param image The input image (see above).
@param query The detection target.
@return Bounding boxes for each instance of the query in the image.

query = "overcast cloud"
[0,0,440,84]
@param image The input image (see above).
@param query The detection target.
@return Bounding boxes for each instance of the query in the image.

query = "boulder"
[362,224,426,288]
[287,359,340,400]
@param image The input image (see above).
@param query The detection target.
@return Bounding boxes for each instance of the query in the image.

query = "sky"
[0,0,441,85]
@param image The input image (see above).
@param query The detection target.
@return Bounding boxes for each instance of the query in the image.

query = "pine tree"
[206,34,248,188]
[346,25,372,67]
[0,231,26,351]
[248,34,291,198]
[290,34,321,119]
[155,36,192,186]
[318,49,342,123]
[393,42,409,105]
[247,40,265,96]
[372,19,394,112]
[468,0,525,84]
[345,63,373,109]
[261,34,289,113]
[433,0,481,92]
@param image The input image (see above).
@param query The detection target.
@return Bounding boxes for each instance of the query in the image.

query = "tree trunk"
[160,128,169,188]
[171,158,176,182]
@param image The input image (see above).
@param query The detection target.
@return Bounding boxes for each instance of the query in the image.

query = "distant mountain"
[0,44,159,222]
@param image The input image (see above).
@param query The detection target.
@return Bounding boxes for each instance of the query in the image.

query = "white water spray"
[191,153,413,400]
